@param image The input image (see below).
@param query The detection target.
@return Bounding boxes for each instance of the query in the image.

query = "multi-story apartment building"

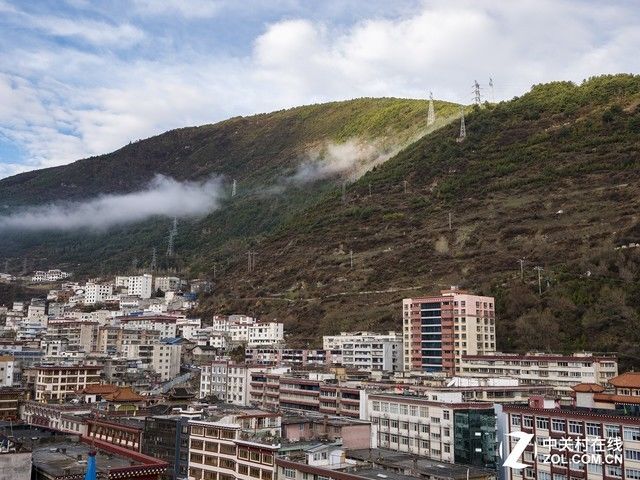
[199,361,260,405]
[210,315,284,346]
[32,364,102,402]
[188,411,281,480]
[151,341,182,381]
[127,274,154,299]
[46,319,98,353]
[0,355,14,386]
[245,348,339,367]
[248,322,284,347]
[323,331,402,372]
[119,315,178,339]
[154,276,184,293]
[403,287,496,375]
[459,352,618,397]
[84,282,114,304]
[249,373,361,418]
[362,392,496,468]
[142,415,190,480]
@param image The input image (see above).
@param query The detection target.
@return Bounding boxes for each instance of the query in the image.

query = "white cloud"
[133,0,222,18]
[28,15,144,46]
[1,0,639,178]
[0,175,224,231]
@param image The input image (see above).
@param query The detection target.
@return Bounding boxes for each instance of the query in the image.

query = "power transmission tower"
[150,247,157,271]
[489,77,494,102]
[132,257,138,272]
[473,80,482,105]
[403,180,408,194]
[232,179,237,197]
[534,266,544,295]
[518,258,526,281]
[427,91,435,126]
[456,107,466,142]
[167,218,178,256]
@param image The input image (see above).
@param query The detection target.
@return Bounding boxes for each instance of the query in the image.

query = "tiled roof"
[572,383,606,393]
[76,384,119,395]
[102,386,145,402]
[609,372,640,388]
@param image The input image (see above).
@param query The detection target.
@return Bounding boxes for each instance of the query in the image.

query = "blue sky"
[0,0,639,178]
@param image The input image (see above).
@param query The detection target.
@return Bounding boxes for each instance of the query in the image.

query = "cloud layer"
[0,175,224,231]
[0,0,639,177]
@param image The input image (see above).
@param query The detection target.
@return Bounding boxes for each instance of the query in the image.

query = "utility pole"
[534,266,544,295]
[368,183,372,197]
[427,91,435,126]
[232,179,237,197]
[403,180,408,194]
[167,217,177,257]
[448,212,452,231]
[342,182,347,204]
[350,249,353,269]
[518,258,525,281]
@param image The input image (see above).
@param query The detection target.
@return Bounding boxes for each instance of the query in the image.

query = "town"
[0,271,637,480]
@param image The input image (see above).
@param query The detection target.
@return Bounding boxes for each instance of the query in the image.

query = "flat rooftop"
[347,449,495,479]
[32,441,138,477]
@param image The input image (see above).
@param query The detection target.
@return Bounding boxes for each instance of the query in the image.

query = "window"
[250,467,261,478]
[568,421,582,434]
[523,416,533,428]
[586,423,600,437]
[191,439,204,450]
[626,469,640,480]
[283,468,296,479]
[606,465,622,478]
[625,427,640,441]
[239,449,249,460]
[537,472,551,480]
[512,415,521,427]
[262,454,273,465]
[551,419,565,432]
[190,453,203,463]
[605,424,621,438]
[238,465,249,475]
[627,450,640,461]
[536,417,549,430]
[443,410,450,420]
[250,451,261,462]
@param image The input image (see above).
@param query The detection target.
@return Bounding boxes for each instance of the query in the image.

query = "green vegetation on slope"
[0,97,460,274]
[200,74,640,370]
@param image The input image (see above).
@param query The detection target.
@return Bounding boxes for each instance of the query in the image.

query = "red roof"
[102,386,144,402]
[572,383,606,393]
[76,384,120,395]
[609,372,640,389]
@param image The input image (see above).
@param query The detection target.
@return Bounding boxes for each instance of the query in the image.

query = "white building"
[199,361,259,406]
[31,269,71,282]
[459,352,618,398]
[0,355,14,387]
[127,274,154,299]
[119,315,178,339]
[84,283,114,304]
[322,331,403,372]
[154,276,184,292]
[151,342,182,381]
[247,322,284,347]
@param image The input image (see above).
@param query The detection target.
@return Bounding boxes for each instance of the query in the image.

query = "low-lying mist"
[0,175,224,232]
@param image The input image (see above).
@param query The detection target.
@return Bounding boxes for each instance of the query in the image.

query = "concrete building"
[32,364,102,402]
[142,415,190,480]
[128,274,154,299]
[0,356,14,387]
[84,282,114,304]
[459,352,618,398]
[154,276,184,292]
[403,287,496,375]
[323,331,402,372]
[188,410,280,480]
[152,341,182,381]
[248,322,284,347]
[363,392,496,468]
[119,315,178,339]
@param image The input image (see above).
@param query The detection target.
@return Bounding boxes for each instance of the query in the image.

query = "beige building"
[459,352,618,398]
[33,364,102,402]
[403,287,496,375]
[188,411,280,480]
